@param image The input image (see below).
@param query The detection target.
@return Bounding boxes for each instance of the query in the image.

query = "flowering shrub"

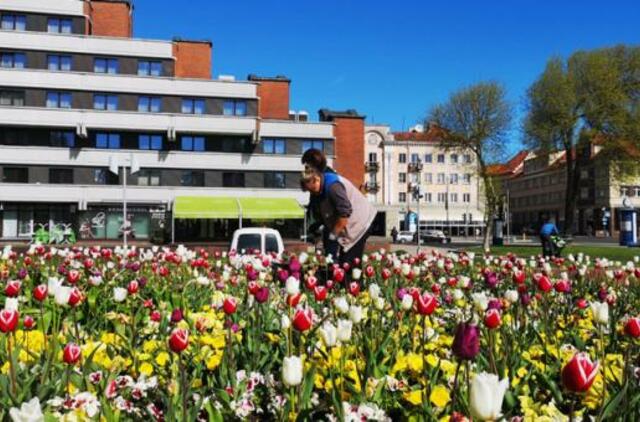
[1,244,640,421]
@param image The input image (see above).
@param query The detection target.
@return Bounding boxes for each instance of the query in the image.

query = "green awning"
[173,196,304,220]
[238,197,304,219]
[173,196,239,219]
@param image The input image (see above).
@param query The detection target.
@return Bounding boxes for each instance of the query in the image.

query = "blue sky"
[134,0,639,153]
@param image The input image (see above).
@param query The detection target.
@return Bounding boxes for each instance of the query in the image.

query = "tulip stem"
[7,332,17,397]
[488,329,498,375]
[451,359,463,411]
[597,326,607,422]
[179,354,188,422]
[40,301,48,351]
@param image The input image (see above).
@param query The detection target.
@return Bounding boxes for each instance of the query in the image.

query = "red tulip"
[333,269,345,283]
[484,309,501,329]
[5,280,21,297]
[287,293,302,307]
[248,281,260,295]
[348,282,360,297]
[223,297,238,315]
[381,268,392,280]
[314,286,328,302]
[33,284,48,302]
[169,328,189,353]
[576,298,588,309]
[513,270,526,284]
[624,317,640,338]
[23,315,35,330]
[127,280,139,295]
[68,288,82,307]
[561,352,599,392]
[83,259,94,270]
[305,276,318,290]
[63,342,82,364]
[292,308,313,331]
[150,310,161,322]
[0,309,19,333]
[536,275,553,293]
[255,287,269,303]
[554,279,571,294]
[416,293,438,316]
[365,265,375,278]
[67,270,80,284]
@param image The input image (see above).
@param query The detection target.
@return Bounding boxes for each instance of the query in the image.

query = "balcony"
[408,162,424,173]
[365,161,380,172]
[365,182,380,193]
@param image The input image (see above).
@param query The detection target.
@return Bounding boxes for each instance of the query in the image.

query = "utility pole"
[109,154,140,248]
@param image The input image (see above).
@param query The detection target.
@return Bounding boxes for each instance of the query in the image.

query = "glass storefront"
[1,204,75,240]
[78,206,155,240]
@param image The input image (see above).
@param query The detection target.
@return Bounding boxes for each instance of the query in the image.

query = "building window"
[450,154,459,164]
[450,174,459,184]
[437,192,447,203]
[50,131,75,147]
[264,172,286,188]
[95,133,121,149]
[181,171,205,187]
[399,153,407,164]
[223,172,245,188]
[424,154,433,163]
[580,188,589,199]
[450,193,458,203]
[411,153,420,163]
[463,174,472,184]
[94,57,119,74]
[47,55,72,71]
[399,192,406,203]
[424,173,432,184]
[223,100,247,116]
[399,172,407,183]
[463,154,473,164]
[138,60,162,76]
[93,94,118,111]
[46,92,72,108]
[424,193,432,203]
[180,136,205,151]
[368,152,377,162]
[410,173,419,184]
[580,169,589,180]
[137,170,161,186]
[263,138,285,154]
[47,17,72,33]
[437,173,445,184]
[620,187,630,196]
[138,134,163,150]
[49,168,73,184]
[2,129,26,145]
[2,167,28,183]
[181,98,205,114]
[437,154,445,164]
[302,139,324,153]
[93,169,119,185]
[0,52,26,69]
[0,90,25,106]
[1,15,26,31]
[138,96,162,112]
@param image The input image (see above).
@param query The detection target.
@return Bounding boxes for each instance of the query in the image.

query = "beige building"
[364,124,485,236]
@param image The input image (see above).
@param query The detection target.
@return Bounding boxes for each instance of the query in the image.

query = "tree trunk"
[563,145,580,235]
[481,169,497,253]
[483,216,493,252]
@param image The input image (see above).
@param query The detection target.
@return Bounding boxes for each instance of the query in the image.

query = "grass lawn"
[467,244,640,262]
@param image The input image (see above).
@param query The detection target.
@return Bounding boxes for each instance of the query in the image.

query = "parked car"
[395,231,416,244]
[419,229,451,244]
[230,228,284,256]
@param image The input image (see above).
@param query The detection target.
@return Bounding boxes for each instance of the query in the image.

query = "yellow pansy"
[403,389,424,406]
[156,352,170,367]
[430,384,451,408]
[139,362,154,376]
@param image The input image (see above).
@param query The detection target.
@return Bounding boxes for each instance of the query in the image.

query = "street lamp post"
[410,158,424,253]
[109,153,140,249]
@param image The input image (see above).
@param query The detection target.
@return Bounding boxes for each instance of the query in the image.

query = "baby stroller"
[550,235,567,257]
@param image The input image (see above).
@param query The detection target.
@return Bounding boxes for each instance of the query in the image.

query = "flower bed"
[1,245,639,421]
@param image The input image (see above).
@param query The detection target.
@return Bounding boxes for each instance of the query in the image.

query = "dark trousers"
[339,229,371,267]
[541,235,555,257]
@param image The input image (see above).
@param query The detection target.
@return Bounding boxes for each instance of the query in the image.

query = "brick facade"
[173,40,212,79]
[87,1,133,38]
[319,110,366,188]
[249,76,291,120]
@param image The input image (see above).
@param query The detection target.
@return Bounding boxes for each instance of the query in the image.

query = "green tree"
[427,82,512,252]
[524,45,640,234]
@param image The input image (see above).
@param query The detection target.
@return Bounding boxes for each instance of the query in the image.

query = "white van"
[230,228,284,256]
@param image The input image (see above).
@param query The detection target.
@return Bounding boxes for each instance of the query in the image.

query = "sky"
[133,0,640,154]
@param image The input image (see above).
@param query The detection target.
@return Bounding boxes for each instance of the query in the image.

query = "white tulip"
[504,290,519,304]
[319,322,338,347]
[368,283,381,300]
[334,296,349,314]
[452,289,464,301]
[349,305,364,324]
[196,276,210,286]
[401,295,414,310]
[54,286,72,306]
[113,287,128,303]
[9,397,44,422]
[374,297,385,310]
[281,314,291,330]
[89,275,103,286]
[352,268,362,280]
[467,252,476,262]
[4,297,19,312]
[298,252,309,265]
[285,277,300,296]
[401,263,411,276]
[471,292,489,312]
[282,355,303,387]
[47,277,63,297]
[337,319,353,342]
[470,372,509,421]
[591,301,609,325]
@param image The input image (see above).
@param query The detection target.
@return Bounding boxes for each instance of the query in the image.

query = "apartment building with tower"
[0,0,365,243]
[364,123,485,236]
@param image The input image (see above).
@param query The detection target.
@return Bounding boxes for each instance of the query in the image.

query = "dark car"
[419,230,451,244]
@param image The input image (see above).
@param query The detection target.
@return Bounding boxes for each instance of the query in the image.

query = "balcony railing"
[408,162,424,173]
[365,181,380,192]
[365,161,380,172]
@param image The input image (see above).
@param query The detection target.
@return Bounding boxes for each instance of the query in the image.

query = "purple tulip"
[487,298,502,310]
[138,277,148,288]
[452,322,480,360]
[289,258,301,274]
[170,308,183,323]
[247,269,258,282]
[255,287,269,303]
[277,269,289,283]
[396,288,408,301]
[520,293,531,306]
[484,272,498,289]
[17,268,28,280]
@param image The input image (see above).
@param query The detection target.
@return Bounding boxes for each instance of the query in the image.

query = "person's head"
[300,165,323,194]
[301,148,327,172]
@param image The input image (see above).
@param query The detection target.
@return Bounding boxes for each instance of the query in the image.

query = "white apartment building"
[365,124,485,236]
